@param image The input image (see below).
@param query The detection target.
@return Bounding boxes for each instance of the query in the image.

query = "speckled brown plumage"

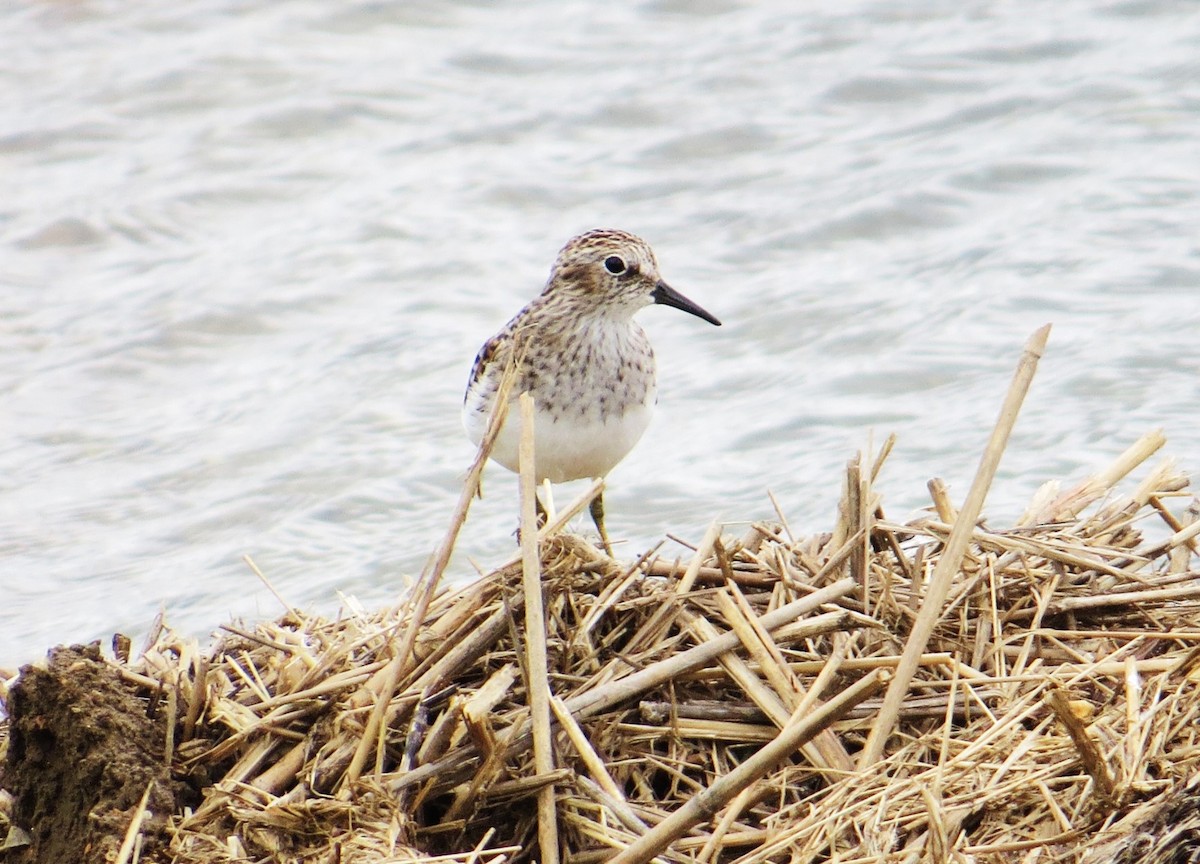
[462,228,720,552]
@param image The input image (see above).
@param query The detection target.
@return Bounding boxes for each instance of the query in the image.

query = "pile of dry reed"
[14,328,1200,863]
[101,421,1198,864]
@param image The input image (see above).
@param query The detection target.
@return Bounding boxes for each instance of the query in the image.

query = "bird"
[463,228,720,554]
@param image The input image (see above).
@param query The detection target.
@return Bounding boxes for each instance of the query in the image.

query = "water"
[2,0,1198,669]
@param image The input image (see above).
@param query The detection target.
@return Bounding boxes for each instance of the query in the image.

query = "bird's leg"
[589,492,614,557]
[514,493,549,546]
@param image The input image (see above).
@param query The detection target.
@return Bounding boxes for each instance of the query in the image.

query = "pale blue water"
[2,0,1199,669]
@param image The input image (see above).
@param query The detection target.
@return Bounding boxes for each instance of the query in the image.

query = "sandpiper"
[463,228,721,553]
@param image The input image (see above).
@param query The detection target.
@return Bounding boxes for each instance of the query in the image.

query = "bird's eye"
[603,255,627,275]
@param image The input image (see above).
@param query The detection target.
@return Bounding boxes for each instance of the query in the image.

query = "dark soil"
[1,643,194,864]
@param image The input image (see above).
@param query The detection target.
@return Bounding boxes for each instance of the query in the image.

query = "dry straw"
[76,328,1200,862]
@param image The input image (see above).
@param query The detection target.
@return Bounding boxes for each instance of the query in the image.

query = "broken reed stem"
[1045,685,1117,806]
[550,696,648,834]
[1135,518,1200,561]
[1093,428,1167,490]
[343,355,521,791]
[1026,429,1168,525]
[679,521,723,595]
[606,668,889,864]
[114,781,154,864]
[519,393,559,864]
[869,432,897,483]
[251,739,308,794]
[859,323,1051,767]
[242,554,297,617]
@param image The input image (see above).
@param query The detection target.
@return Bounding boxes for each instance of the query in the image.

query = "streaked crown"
[543,228,662,315]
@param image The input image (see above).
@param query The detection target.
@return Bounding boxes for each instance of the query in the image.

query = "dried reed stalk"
[860,323,1051,766]
[342,357,520,790]
[518,393,559,864]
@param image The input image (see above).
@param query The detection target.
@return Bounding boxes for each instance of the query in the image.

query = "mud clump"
[2,643,188,864]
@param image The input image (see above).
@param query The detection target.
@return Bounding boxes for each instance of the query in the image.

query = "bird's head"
[545,228,721,326]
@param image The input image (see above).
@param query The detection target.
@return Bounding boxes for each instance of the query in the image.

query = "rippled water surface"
[3,0,1199,667]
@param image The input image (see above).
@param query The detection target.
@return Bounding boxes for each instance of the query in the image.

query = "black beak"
[651,281,721,326]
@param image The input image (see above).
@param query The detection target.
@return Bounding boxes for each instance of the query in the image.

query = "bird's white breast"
[462,385,656,483]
